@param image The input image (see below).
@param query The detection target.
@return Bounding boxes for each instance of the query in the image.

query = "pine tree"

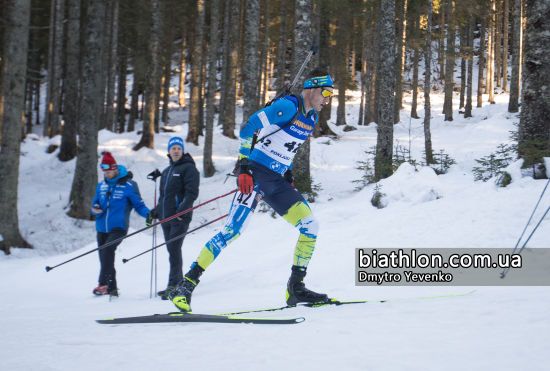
[442,0,455,121]
[0,0,32,254]
[134,0,162,150]
[204,0,220,178]
[43,0,65,138]
[242,0,261,122]
[67,0,106,220]
[424,0,434,164]
[508,0,522,112]
[374,0,396,180]
[518,0,550,168]
[292,0,314,195]
[58,0,81,161]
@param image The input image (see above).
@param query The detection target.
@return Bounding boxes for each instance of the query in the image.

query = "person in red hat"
[90,151,152,296]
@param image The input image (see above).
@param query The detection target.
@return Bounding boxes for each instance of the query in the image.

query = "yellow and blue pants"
[195,162,319,270]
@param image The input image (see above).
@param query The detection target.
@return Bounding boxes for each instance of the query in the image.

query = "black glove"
[145,211,156,227]
[284,170,294,185]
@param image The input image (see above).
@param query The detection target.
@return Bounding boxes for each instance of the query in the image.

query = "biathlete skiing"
[168,68,335,312]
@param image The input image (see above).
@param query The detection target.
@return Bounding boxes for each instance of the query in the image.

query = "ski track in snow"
[1,90,549,371]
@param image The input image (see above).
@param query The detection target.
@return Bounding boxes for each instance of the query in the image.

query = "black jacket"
[156,153,200,221]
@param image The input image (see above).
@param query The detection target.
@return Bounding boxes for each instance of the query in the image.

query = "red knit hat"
[100,151,117,171]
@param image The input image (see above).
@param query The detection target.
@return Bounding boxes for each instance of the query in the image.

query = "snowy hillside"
[1,90,549,371]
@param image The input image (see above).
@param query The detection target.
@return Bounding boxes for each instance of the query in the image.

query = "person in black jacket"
[151,136,200,299]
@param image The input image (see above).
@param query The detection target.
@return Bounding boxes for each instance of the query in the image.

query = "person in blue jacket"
[91,151,151,296]
[168,68,335,312]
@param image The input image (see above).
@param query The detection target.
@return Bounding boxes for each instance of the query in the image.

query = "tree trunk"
[291,0,313,196]
[134,0,161,150]
[465,18,474,118]
[477,19,486,108]
[487,0,496,103]
[394,0,408,123]
[358,10,368,126]
[237,1,246,99]
[161,8,175,126]
[459,26,466,109]
[116,52,127,133]
[25,20,42,136]
[335,8,349,126]
[128,1,148,133]
[222,0,240,139]
[275,1,288,93]
[365,2,378,125]
[67,0,106,220]
[34,76,41,127]
[204,0,220,178]
[186,0,204,145]
[424,0,434,165]
[495,0,502,89]
[104,0,119,131]
[508,0,522,112]
[218,0,231,128]
[58,0,80,161]
[314,0,337,138]
[518,0,550,167]
[0,0,32,254]
[375,0,396,180]
[178,38,187,108]
[438,2,445,81]
[502,0,509,91]
[442,0,455,121]
[259,0,269,105]
[44,0,65,138]
[25,78,33,136]
[411,44,420,119]
[242,0,261,123]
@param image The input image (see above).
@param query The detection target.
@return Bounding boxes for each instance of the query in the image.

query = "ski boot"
[286,265,329,306]
[157,286,176,301]
[169,276,198,312]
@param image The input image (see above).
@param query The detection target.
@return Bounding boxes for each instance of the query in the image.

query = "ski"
[96,312,305,325]
[220,290,476,316]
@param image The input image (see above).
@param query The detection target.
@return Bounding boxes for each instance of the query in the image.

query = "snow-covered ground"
[1,88,549,371]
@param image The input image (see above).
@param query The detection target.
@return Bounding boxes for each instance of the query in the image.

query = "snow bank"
[378,163,442,206]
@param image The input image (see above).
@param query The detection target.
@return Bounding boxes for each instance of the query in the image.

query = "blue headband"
[167,136,184,152]
[303,75,334,89]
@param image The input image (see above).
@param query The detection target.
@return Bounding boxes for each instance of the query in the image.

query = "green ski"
[220,290,476,316]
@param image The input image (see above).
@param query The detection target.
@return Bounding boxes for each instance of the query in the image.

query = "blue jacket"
[91,165,150,233]
[238,94,318,175]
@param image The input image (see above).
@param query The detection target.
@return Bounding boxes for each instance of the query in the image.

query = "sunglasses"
[100,164,114,170]
[321,88,334,98]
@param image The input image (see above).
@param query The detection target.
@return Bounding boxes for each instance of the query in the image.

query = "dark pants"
[97,229,127,290]
[161,219,190,287]
[250,162,305,215]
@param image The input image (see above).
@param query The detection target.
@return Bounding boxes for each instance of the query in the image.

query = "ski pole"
[45,189,237,272]
[501,204,550,279]
[500,179,550,279]
[122,213,228,263]
[147,169,161,298]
